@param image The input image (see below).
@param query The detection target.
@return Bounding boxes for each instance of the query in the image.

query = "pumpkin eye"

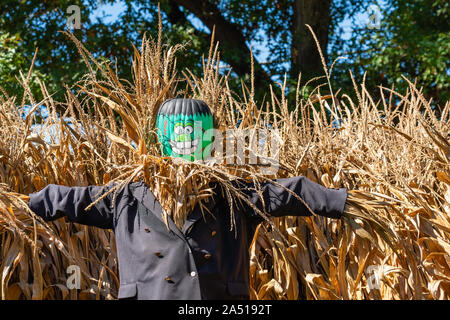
[174,126,184,135]
[185,125,193,134]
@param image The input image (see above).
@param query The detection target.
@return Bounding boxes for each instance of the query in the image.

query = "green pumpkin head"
[156,98,214,161]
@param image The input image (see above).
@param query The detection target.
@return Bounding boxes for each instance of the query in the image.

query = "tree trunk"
[290,0,332,82]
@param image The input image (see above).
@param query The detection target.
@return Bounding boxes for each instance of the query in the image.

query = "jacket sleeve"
[238,176,347,219]
[27,183,116,229]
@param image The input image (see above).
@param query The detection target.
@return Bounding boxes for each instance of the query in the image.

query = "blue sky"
[91,1,126,24]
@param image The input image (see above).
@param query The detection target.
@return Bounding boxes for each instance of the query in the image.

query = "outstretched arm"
[238,176,348,219]
[27,184,116,229]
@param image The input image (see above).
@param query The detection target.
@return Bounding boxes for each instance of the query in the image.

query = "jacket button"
[155,252,162,257]
[211,230,216,236]
[190,271,196,277]
[144,228,150,233]
[204,253,211,259]
[165,276,172,282]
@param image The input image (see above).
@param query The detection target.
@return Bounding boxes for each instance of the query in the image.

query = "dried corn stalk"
[0,23,449,300]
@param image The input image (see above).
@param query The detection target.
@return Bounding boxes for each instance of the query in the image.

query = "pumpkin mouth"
[169,138,200,155]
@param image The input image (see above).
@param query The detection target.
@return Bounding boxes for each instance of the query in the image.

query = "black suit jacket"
[28,176,347,299]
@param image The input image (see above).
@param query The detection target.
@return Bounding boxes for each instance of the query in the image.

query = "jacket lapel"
[131,180,218,236]
[130,181,186,239]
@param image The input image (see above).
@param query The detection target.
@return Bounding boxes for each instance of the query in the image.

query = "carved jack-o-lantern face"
[156,98,214,161]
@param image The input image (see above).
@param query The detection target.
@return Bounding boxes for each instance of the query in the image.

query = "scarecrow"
[27,98,348,300]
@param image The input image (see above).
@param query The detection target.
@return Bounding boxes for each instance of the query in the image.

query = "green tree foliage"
[0,1,213,101]
[0,33,47,100]
[0,0,448,107]
[330,0,450,107]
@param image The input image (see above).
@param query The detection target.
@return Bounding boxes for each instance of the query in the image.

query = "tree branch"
[172,0,272,89]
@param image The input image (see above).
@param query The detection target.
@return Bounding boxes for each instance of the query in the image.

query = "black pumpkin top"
[158,98,212,116]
